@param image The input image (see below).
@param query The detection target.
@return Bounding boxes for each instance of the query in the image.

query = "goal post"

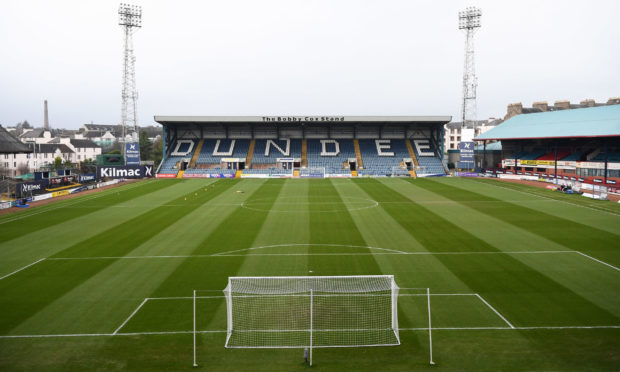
[222,275,400,364]
[299,167,326,178]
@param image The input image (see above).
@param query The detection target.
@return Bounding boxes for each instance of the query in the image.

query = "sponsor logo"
[79,174,96,182]
[606,179,617,184]
[52,190,71,197]
[593,178,603,183]
[99,165,154,179]
[22,183,42,193]
[182,173,209,178]
[125,143,141,165]
[156,173,177,178]
[101,168,141,177]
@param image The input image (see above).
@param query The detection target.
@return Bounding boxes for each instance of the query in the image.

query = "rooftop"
[475,105,620,141]
[0,125,32,153]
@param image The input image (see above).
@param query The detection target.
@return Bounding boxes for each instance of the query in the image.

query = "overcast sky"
[0,0,618,130]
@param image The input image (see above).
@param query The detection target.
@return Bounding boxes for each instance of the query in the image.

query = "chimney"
[580,99,595,107]
[532,101,548,112]
[44,100,49,130]
[504,102,523,120]
[554,100,570,110]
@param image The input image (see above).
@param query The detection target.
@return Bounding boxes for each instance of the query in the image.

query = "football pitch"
[0,177,618,371]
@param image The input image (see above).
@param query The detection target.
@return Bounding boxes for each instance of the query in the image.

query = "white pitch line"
[46,250,577,261]
[212,243,408,256]
[0,258,46,280]
[148,293,476,301]
[113,298,149,335]
[0,180,150,225]
[574,251,620,271]
[2,325,619,339]
[475,294,515,329]
[471,179,620,217]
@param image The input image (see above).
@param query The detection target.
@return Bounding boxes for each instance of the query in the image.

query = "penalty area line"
[574,251,620,271]
[2,326,619,339]
[113,298,149,335]
[0,258,46,281]
[475,294,515,329]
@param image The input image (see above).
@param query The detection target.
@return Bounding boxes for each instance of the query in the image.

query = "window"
[14,162,16,167]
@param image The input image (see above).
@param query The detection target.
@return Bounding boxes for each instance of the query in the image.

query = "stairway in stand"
[301,140,308,168]
[353,139,364,170]
[405,140,418,178]
[246,139,255,168]
[188,139,204,168]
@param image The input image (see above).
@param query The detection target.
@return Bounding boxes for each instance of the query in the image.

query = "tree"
[64,159,72,168]
[54,156,63,170]
[139,130,153,161]
[104,140,122,154]
[17,163,30,175]
[21,121,31,129]
[152,137,163,165]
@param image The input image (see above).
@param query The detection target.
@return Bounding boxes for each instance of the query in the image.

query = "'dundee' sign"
[97,165,154,179]
[125,143,141,165]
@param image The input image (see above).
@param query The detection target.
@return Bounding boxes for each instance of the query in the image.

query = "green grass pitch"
[0,177,618,371]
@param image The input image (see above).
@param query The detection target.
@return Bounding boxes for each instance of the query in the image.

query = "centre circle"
[240,196,378,213]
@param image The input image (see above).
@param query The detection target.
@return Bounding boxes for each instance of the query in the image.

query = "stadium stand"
[154,116,452,178]
[357,139,411,176]
[252,139,302,164]
[306,139,356,175]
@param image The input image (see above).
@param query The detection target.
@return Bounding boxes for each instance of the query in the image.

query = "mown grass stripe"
[121,179,286,336]
[307,179,386,281]
[355,178,619,327]
[0,180,175,244]
[0,180,238,334]
[413,178,620,267]
[471,178,620,215]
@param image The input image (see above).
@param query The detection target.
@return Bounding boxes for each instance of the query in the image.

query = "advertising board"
[125,143,141,165]
[98,165,154,179]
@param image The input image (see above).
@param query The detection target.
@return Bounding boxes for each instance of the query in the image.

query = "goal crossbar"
[222,275,400,356]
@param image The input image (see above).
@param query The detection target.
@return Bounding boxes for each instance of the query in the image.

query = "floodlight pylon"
[119,3,142,155]
[459,7,482,134]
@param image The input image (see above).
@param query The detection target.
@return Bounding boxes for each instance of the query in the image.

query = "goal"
[391,166,411,177]
[221,275,400,365]
[299,167,325,178]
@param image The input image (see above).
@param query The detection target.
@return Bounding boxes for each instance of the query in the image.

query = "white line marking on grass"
[113,298,149,335]
[212,243,409,256]
[471,179,620,217]
[0,258,46,280]
[148,293,476,301]
[475,294,515,329]
[2,326,619,339]
[0,181,151,225]
[574,251,620,271]
[46,250,576,260]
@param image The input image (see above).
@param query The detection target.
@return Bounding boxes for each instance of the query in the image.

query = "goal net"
[299,167,325,178]
[391,166,410,177]
[223,275,400,351]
